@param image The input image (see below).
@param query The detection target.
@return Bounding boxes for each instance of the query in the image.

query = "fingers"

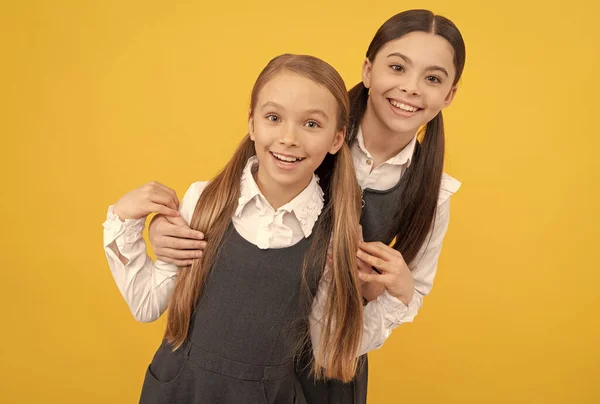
[155,255,195,267]
[163,214,206,241]
[356,249,393,274]
[155,236,207,250]
[155,246,204,260]
[148,189,179,211]
[160,219,205,240]
[356,258,374,287]
[359,241,403,262]
[356,257,373,274]
[151,213,204,240]
[148,202,179,217]
[357,270,393,285]
[141,182,179,212]
[147,181,180,209]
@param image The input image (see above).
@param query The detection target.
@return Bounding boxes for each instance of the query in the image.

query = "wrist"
[390,289,413,306]
[112,204,127,222]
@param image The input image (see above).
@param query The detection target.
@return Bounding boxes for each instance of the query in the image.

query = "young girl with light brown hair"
[103,53,366,403]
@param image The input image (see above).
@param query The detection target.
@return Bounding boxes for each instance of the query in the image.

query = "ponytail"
[391,112,444,264]
[312,143,363,381]
[347,82,369,144]
[165,136,255,348]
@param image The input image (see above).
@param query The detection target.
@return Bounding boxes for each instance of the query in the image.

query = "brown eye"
[426,76,441,84]
[390,64,404,72]
[266,114,280,122]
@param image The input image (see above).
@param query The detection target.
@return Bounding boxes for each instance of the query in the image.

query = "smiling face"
[362,31,458,136]
[248,71,345,197]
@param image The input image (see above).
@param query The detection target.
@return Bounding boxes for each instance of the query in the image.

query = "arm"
[309,199,452,358]
[103,181,207,322]
[357,199,452,351]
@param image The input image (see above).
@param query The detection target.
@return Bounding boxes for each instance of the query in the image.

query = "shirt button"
[366,159,372,165]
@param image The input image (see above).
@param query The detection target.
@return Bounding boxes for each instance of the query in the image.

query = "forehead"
[256,72,338,113]
[376,32,455,76]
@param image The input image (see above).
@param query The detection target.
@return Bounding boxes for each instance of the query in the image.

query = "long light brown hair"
[164,54,363,382]
[347,10,466,264]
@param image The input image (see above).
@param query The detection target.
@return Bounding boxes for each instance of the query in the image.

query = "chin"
[383,118,421,136]
[268,170,302,186]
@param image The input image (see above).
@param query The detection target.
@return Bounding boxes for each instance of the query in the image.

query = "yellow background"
[1,0,598,402]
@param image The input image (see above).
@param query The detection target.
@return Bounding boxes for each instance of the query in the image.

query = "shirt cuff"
[377,291,409,326]
[102,205,146,249]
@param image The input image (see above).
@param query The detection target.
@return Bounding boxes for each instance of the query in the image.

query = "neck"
[254,168,311,210]
[360,100,416,166]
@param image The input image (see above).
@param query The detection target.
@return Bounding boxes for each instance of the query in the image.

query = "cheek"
[306,135,335,156]
[252,124,276,146]
[370,69,397,92]
[426,89,451,109]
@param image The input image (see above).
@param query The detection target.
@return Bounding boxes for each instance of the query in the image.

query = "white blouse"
[104,147,460,357]
[312,128,460,355]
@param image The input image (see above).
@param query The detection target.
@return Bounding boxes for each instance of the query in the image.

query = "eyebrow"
[259,101,330,120]
[387,52,450,77]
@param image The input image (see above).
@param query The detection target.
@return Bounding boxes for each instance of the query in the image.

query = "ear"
[443,86,458,108]
[361,58,373,90]
[328,128,346,155]
[248,110,255,141]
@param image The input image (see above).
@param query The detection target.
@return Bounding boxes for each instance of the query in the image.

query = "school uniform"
[298,129,461,403]
[105,154,433,403]
[104,156,326,403]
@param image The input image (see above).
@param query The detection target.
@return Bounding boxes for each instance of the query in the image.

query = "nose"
[279,123,300,147]
[399,73,421,96]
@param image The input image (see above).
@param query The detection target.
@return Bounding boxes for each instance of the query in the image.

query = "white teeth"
[272,152,303,163]
[389,99,419,112]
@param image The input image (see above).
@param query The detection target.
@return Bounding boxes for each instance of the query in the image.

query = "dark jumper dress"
[140,225,318,404]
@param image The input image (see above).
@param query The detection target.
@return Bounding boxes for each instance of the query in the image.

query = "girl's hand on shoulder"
[149,214,206,266]
[356,241,414,305]
[113,182,180,221]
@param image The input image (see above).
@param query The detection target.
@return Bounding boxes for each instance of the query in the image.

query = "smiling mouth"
[270,152,306,163]
[388,98,422,113]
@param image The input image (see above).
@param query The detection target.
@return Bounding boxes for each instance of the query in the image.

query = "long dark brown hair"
[347,9,466,264]
[164,54,364,382]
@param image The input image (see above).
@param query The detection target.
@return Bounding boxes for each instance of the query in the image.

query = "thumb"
[357,257,373,274]
[357,271,377,283]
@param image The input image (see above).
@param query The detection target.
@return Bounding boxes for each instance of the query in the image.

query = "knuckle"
[175,250,188,259]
